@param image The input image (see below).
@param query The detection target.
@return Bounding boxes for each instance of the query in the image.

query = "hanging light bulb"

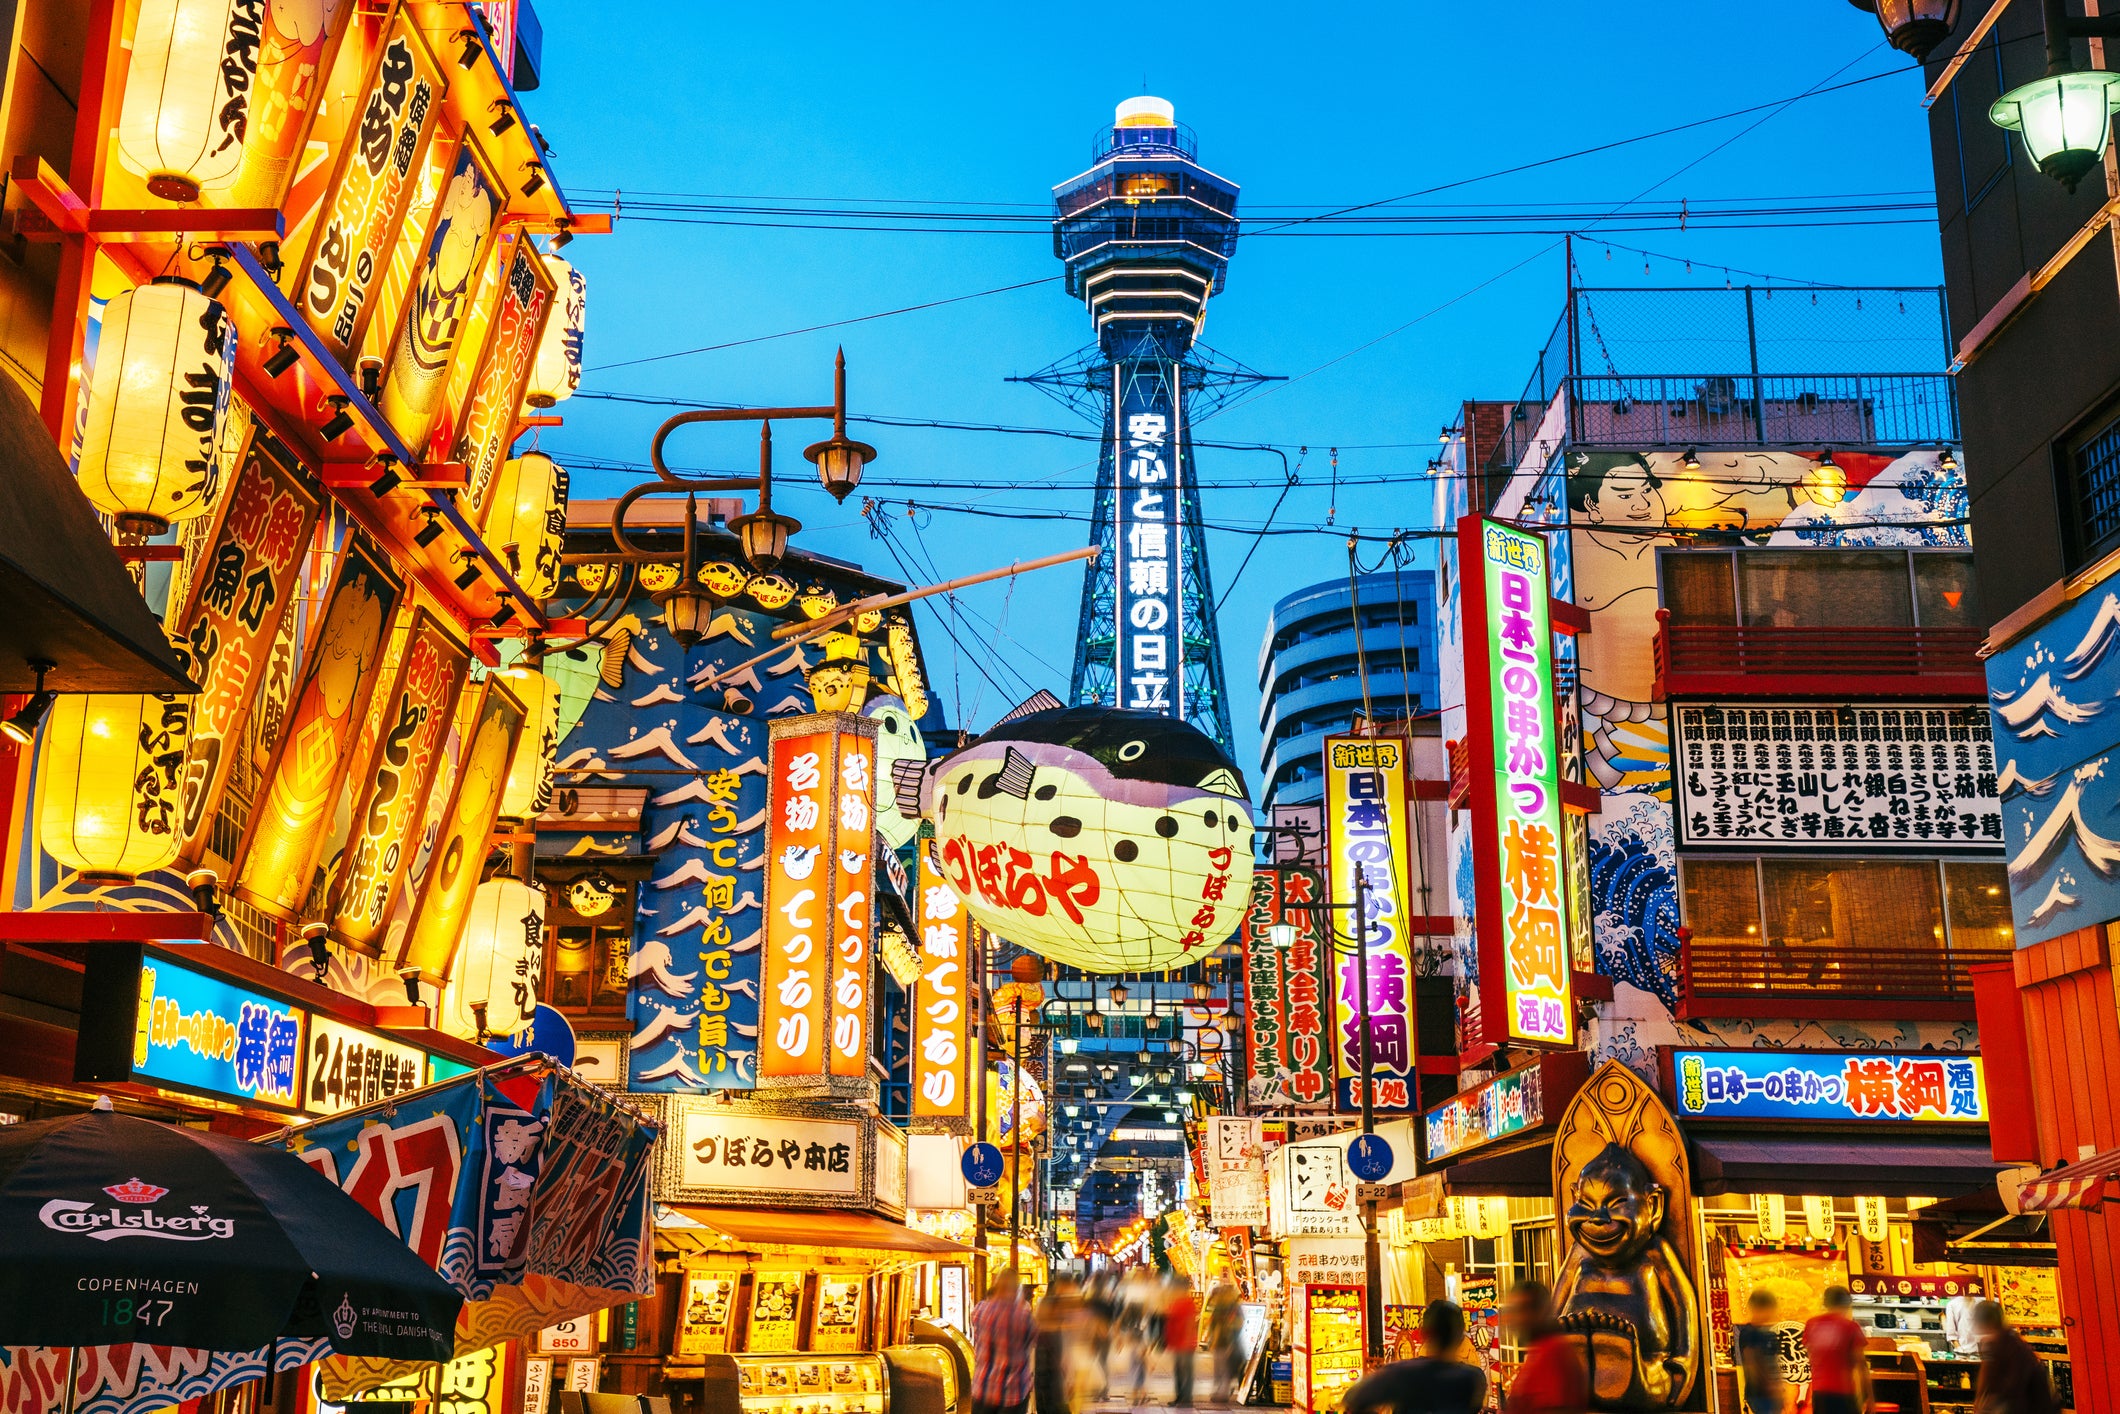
[521,253,586,410]
[451,872,547,1039]
[487,451,570,600]
[115,0,264,202]
[76,278,232,536]
[497,660,562,822]
[37,692,192,880]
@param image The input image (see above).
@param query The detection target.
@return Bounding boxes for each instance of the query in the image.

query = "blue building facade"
[1257,570,1438,811]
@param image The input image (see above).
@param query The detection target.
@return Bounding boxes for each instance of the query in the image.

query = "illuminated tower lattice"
[1022,97,1266,752]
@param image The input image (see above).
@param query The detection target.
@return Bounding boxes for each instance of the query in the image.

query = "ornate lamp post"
[1990,0,2120,191]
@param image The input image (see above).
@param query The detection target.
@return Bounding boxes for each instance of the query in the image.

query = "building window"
[2060,393,2120,571]
[548,926,631,1014]
[1660,548,1980,629]
[1679,856,2011,958]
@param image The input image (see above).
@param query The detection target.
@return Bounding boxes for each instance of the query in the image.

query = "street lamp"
[1267,921,1296,950]
[1847,0,1962,60]
[1990,0,2120,192]
[803,353,878,503]
[1108,981,1129,1007]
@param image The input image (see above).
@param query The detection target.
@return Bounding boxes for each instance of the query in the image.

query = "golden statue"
[1551,1060,1701,1409]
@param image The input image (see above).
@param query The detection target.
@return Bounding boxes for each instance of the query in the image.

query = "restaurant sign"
[667,1101,872,1206]
[1240,864,1334,1110]
[1667,1049,1988,1124]
[1421,1051,1588,1164]
[1320,737,1418,1114]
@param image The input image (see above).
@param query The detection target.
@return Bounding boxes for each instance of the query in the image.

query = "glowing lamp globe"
[919,706,1254,972]
[37,692,191,881]
[497,665,562,822]
[487,452,570,600]
[732,506,800,573]
[116,0,263,201]
[1992,70,2120,192]
[804,433,875,504]
[76,278,232,535]
[452,875,547,1039]
[521,254,585,410]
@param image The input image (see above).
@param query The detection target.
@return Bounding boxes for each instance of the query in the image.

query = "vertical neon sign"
[1112,360,1183,716]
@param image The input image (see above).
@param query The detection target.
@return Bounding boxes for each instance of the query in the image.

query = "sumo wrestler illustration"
[918,706,1254,971]
[1551,1061,1702,1410]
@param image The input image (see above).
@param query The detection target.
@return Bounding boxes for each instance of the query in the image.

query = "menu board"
[677,1269,741,1357]
[748,1272,805,1352]
[812,1277,863,1353]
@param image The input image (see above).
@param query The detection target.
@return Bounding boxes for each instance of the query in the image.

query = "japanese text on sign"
[912,852,973,1117]
[1672,1050,1987,1123]
[830,736,875,1078]
[676,1109,863,1197]
[1423,1061,1545,1162]
[135,960,304,1110]
[1242,865,1334,1109]
[1112,361,1184,715]
[1208,1116,1268,1227]
[1672,704,2002,850]
[1321,738,1418,1113]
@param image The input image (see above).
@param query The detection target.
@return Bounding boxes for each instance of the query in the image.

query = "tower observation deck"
[1023,97,1266,752]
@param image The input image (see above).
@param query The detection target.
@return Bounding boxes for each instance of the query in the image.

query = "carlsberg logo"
[40,1199,235,1242]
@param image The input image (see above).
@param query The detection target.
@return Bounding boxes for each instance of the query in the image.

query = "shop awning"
[668,1204,973,1256]
[1434,1142,1553,1197]
[2014,1148,2120,1211]
[1690,1133,2003,1197]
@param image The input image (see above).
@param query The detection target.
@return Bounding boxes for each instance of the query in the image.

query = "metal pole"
[1352,862,1383,1360]
[1744,286,1766,438]
[974,929,990,1287]
[1010,1007,1026,1273]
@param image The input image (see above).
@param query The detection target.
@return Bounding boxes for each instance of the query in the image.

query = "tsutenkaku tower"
[1034,96,1259,752]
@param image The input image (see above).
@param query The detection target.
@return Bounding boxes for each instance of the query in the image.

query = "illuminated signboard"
[1241,864,1334,1110]
[911,850,973,1119]
[1320,736,1417,1114]
[1421,1052,1587,1163]
[1458,516,1573,1049]
[132,957,305,1111]
[1113,359,1184,715]
[1668,1049,1988,1124]
[303,1015,432,1116]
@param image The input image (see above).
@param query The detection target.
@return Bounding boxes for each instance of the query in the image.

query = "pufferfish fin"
[994,746,1037,800]
[1197,767,1243,798]
[891,757,926,818]
[599,627,632,689]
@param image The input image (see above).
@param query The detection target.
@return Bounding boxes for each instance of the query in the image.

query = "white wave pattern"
[2008,773,2120,882]
[653,779,715,806]
[652,858,718,890]
[656,904,725,937]
[1996,759,2060,798]
[630,683,683,708]
[2027,874,2081,929]
[1994,672,2102,739]
[687,718,741,752]
[631,1004,696,1051]
[2063,593,2120,679]
[609,726,700,769]
[645,818,711,851]
[635,1049,710,1086]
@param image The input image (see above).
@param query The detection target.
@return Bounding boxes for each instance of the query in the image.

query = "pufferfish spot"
[975,773,1007,800]
[1154,815,1178,838]
[1114,839,1139,862]
[1050,816,1082,838]
[1035,784,1058,801]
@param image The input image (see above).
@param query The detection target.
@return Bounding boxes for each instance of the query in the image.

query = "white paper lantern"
[1802,1195,1836,1240]
[497,665,561,822]
[1754,1193,1787,1241]
[37,692,191,880]
[452,875,546,1038]
[1856,1195,1890,1243]
[521,253,585,410]
[116,0,263,201]
[77,278,232,534]
[487,452,570,601]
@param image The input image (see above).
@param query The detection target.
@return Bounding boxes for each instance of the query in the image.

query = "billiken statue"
[1551,1142,1699,1408]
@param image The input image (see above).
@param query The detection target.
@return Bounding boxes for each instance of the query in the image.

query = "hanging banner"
[1241,864,1334,1110]
[294,6,447,363]
[1457,516,1574,1050]
[1111,359,1185,714]
[1668,1049,1988,1124]
[169,430,323,865]
[758,714,877,1083]
[1320,736,1418,1114]
[378,141,503,450]
[911,851,973,1119]
[458,244,554,518]
[401,678,527,978]
[1208,1116,1268,1228]
[235,538,402,916]
[326,611,471,947]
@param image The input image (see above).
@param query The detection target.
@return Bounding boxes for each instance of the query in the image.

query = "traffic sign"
[1346,1132,1394,1182]
[962,1141,1006,1186]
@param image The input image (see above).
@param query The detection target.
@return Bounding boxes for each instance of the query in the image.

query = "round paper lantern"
[863,693,926,849]
[521,253,585,409]
[984,1058,1047,1150]
[487,451,570,600]
[497,665,561,822]
[451,874,546,1039]
[37,692,191,880]
[919,706,1255,971]
[76,278,232,534]
[116,0,263,201]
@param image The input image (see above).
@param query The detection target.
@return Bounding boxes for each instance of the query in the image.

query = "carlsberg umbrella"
[0,1101,461,1358]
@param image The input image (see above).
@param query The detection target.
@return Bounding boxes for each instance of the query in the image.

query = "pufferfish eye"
[1117,739,1146,761]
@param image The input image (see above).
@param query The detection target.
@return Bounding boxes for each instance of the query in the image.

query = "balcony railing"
[1654,618,1986,698]
[1569,373,1959,449]
[1679,938,2010,1021]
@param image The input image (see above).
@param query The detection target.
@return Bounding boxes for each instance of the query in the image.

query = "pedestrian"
[1035,1277,1076,1414]
[1207,1280,1244,1403]
[1972,1299,2057,1414]
[973,1269,1037,1414]
[1502,1281,1586,1414]
[1340,1299,1487,1414]
[1733,1290,1785,1414]
[1084,1275,1116,1401]
[1801,1286,1871,1414]
[1166,1279,1200,1408]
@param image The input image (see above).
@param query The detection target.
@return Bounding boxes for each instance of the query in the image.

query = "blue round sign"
[962,1142,1006,1187]
[1346,1132,1394,1182]
[485,1004,578,1068]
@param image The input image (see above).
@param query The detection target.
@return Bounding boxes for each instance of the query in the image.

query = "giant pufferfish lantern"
[919,706,1255,971]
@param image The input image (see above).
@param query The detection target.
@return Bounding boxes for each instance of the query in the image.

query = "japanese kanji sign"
[458,245,554,518]
[759,714,877,1081]
[1458,516,1574,1049]
[1672,703,2002,851]
[1669,1049,1988,1123]
[1241,864,1335,1110]
[129,955,305,1111]
[1321,736,1419,1114]
[912,850,974,1118]
[674,1109,864,1198]
[1208,1116,1268,1228]
[1112,359,1185,715]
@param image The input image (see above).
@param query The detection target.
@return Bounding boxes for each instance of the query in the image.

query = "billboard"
[1668,1049,1987,1124]
[1241,864,1334,1109]
[1112,359,1184,715]
[911,851,974,1119]
[1321,736,1417,1113]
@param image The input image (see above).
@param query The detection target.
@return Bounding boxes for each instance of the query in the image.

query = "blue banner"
[134,956,305,1111]
[1670,1049,1986,1124]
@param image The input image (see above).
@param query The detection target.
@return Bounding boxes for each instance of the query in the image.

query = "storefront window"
[1913,554,1982,627]
[1740,550,1914,628]
[1943,862,2014,949]
[1677,858,1761,947]
[1663,552,1738,626]
[1681,857,2014,966]
[549,926,630,1013]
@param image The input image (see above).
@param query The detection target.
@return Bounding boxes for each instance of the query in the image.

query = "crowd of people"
[971,1269,2060,1414]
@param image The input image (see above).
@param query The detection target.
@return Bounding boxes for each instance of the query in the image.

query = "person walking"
[1801,1286,1871,1414]
[1206,1281,1244,1404]
[1339,1300,1487,1414]
[1502,1281,1586,1414]
[973,1269,1037,1414]
[1165,1280,1200,1408]
[1035,1277,1076,1414]
[1972,1299,2057,1414]
[1733,1290,1785,1414]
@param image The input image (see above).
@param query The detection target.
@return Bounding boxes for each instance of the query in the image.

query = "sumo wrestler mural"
[1551,1059,1701,1410]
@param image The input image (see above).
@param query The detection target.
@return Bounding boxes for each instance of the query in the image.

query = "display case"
[881,1344,958,1414]
[700,1354,890,1414]
[908,1318,973,1403]
[1291,1285,1363,1414]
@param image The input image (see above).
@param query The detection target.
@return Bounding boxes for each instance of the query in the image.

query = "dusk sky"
[528,2,1945,775]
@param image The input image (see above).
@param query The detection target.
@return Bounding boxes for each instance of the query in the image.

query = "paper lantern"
[451,875,546,1039]
[521,253,585,409]
[1471,1195,1511,1240]
[984,1059,1047,1150]
[1856,1195,1890,1243]
[1753,1193,1787,1241]
[920,706,1255,971]
[864,693,927,849]
[1802,1195,1837,1240]
[37,692,191,880]
[487,452,570,600]
[76,278,232,534]
[116,0,262,201]
[497,665,561,821]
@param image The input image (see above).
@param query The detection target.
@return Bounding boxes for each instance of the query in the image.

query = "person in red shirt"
[1802,1286,1871,1414]
[1164,1278,1200,1407]
[1504,1281,1587,1414]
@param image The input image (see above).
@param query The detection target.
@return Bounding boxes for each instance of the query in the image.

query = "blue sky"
[525,1,1945,780]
